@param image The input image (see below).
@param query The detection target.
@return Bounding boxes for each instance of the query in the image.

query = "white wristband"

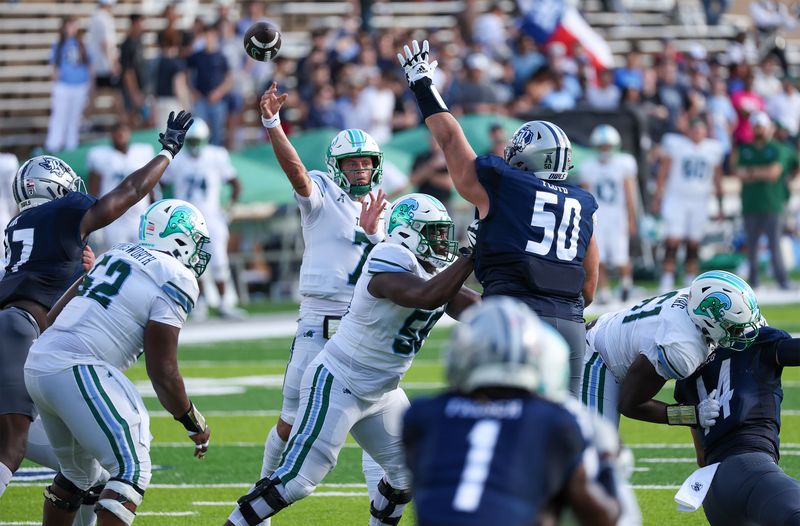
[366,231,383,245]
[158,149,173,161]
[262,114,281,129]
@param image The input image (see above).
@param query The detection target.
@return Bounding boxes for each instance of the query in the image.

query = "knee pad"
[43,472,88,511]
[95,479,144,526]
[236,476,290,526]
[370,478,412,525]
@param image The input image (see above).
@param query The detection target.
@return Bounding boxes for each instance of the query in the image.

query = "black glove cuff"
[458,246,475,260]
[411,77,450,120]
[176,401,207,434]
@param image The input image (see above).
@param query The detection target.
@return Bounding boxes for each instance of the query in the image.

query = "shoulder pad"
[58,192,97,210]
[148,251,199,314]
[653,317,707,380]
[367,243,416,275]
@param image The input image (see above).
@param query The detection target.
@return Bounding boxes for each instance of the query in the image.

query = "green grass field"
[4,303,800,525]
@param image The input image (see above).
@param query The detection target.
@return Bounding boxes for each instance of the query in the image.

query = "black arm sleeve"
[774,337,800,366]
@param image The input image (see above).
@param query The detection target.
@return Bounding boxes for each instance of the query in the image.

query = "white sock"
[0,462,13,498]
[659,272,674,293]
[362,451,384,504]
[621,275,633,289]
[261,426,287,479]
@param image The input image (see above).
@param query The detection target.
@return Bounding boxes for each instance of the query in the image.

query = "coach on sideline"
[397,40,599,395]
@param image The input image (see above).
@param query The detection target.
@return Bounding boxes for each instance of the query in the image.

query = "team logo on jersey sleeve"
[693,292,732,321]
[160,205,197,238]
[388,198,419,233]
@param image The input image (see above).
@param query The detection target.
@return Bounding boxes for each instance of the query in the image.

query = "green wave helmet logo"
[160,205,196,238]
[693,292,732,321]
[388,199,419,234]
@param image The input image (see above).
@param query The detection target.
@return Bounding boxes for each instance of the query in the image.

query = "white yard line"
[638,458,696,463]
[138,512,197,516]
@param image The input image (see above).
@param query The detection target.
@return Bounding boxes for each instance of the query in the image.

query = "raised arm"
[79,111,193,239]
[398,40,490,217]
[259,82,312,197]
[368,254,474,311]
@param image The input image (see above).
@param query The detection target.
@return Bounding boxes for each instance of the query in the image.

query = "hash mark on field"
[0,522,39,525]
[639,458,696,463]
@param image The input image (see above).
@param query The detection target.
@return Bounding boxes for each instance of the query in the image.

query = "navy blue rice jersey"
[0,192,96,310]
[674,326,790,465]
[403,393,586,526]
[473,155,598,322]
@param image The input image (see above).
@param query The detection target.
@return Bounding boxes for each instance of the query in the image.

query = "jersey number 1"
[78,255,132,309]
[526,191,582,261]
[452,419,501,512]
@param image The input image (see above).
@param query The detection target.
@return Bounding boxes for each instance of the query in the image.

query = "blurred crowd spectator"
[36,0,800,292]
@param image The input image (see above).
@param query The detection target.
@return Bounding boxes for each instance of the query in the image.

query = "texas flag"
[517,0,614,70]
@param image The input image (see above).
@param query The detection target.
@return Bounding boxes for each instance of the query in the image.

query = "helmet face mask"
[504,120,573,181]
[688,271,761,351]
[326,129,383,197]
[386,194,457,268]
[13,155,85,211]
[138,199,212,278]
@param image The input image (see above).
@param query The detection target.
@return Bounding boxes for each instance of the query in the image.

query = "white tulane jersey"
[578,152,637,220]
[26,244,198,374]
[591,288,710,381]
[296,170,383,312]
[321,242,444,402]
[662,134,723,200]
[161,145,236,218]
[87,144,155,244]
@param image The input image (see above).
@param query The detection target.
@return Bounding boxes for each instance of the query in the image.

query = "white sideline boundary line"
[138,512,197,516]
[193,492,368,506]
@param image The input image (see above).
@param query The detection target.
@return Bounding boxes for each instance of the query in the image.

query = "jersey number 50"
[526,191,582,262]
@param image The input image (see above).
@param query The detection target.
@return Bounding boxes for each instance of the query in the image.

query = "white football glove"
[466,218,480,250]
[697,389,721,428]
[397,39,438,87]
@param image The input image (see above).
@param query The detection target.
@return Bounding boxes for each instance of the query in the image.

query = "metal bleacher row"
[0,0,771,154]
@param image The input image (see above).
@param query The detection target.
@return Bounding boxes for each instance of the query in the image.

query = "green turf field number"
[622,291,679,323]
[79,255,132,309]
[347,231,375,285]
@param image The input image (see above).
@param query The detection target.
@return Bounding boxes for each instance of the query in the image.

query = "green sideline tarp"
[55,117,592,205]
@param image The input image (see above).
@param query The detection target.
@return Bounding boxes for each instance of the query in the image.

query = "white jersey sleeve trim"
[148,294,186,328]
[295,172,326,224]
[161,280,196,315]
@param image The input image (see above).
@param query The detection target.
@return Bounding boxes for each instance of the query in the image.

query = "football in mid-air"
[243,21,282,62]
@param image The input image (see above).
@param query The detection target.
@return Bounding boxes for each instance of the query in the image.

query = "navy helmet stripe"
[555,125,570,172]
[539,121,563,174]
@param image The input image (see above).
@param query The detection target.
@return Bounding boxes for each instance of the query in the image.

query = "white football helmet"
[688,270,761,351]
[504,120,572,181]
[138,199,211,278]
[446,297,560,394]
[589,124,621,148]
[325,129,383,197]
[13,155,85,211]
[385,193,457,268]
[185,118,210,157]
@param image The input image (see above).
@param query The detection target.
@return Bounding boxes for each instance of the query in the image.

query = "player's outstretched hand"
[697,389,721,429]
[158,110,194,158]
[260,82,289,120]
[360,189,387,236]
[191,427,211,459]
[397,39,438,87]
[81,245,96,272]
